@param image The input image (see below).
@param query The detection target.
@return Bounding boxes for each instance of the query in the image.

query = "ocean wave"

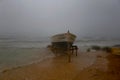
[0,48,55,73]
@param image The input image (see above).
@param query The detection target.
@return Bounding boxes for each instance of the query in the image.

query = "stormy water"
[0,37,120,72]
[0,37,54,72]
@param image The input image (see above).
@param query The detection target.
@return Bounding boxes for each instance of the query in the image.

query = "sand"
[0,49,120,80]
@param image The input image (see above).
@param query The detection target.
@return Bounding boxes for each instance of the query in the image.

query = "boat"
[51,30,76,51]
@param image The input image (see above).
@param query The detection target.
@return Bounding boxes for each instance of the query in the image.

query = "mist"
[0,0,120,39]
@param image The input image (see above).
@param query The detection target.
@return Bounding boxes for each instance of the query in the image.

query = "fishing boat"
[51,30,76,51]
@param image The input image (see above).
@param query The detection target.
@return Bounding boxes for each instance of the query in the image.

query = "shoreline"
[0,48,120,80]
[0,47,55,73]
[0,50,107,80]
[1,54,54,74]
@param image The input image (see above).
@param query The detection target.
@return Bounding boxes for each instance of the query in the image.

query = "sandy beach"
[0,48,120,80]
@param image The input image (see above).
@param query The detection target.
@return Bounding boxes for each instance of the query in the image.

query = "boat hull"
[51,41,73,52]
[51,31,76,52]
[51,32,76,42]
[52,42,73,47]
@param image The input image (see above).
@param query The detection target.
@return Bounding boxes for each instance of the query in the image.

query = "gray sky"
[0,0,120,39]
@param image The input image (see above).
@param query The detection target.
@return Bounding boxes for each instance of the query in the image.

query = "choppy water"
[0,38,120,72]
[0,48,55,72]
[0,38,55,72]
[75,40,120,52]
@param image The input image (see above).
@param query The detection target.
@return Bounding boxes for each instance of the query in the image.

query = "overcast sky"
[0,0,120,38]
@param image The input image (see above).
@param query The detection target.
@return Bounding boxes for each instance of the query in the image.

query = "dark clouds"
[0,0,120,38]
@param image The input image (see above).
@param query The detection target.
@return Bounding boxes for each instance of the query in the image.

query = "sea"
[0,37,120,72]
[0,37,54,72]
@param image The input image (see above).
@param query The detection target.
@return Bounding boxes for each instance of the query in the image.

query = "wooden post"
[68,51,71,62]
[76,46,78,56]
[76,49,77,56]
[68,43,71,63]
